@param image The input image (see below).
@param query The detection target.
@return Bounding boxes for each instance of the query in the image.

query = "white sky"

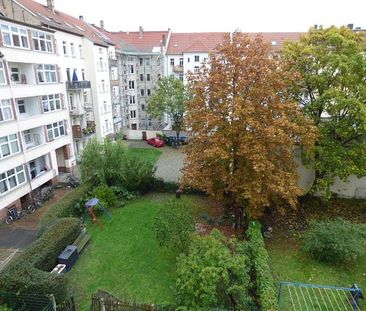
[37,0,365,33]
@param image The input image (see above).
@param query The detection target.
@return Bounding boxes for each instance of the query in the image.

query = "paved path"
[127,140,185,182]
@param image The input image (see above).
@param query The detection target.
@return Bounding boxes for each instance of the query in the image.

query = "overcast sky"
[37,0,365,33]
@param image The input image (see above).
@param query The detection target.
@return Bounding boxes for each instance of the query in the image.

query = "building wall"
[2,0,40,26]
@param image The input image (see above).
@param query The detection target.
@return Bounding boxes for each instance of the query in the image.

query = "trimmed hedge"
[247,221,278,311]
[40,182,92,226]
[0,218,80,302]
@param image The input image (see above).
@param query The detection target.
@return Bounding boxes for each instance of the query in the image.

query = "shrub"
[40,182,92,227]
[80,139,156,192]
[303,218,366,264]
[247,221,278,311]
[154,199,195,253]
[0,218,80,302]
[176,229,251,310]
[92,184,117,208]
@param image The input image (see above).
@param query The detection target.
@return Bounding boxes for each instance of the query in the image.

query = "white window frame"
[70,43,75,57]
[170,58,175,66]
[0,62,6,85]
[46,121,65,140]
[79,44,83,58]
[10,66,20,84]
[37,64,57,83]
[0,100,13,122]
[17,100,26,114]
[0,165,26,196]
[130,110,136,119]
[32,31,53,53]
[1,24,29,49]
[0,133,20,159]
[195,55,200,62]
[42,94,61,113]
[62,41,68,56]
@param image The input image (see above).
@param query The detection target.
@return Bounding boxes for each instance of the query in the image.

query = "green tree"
[283,26,366,194]
[147,76,188,141]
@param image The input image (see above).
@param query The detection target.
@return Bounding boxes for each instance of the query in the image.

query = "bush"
[80,139,156,192]
[247,221,278,311]
[176,229,251,310]
[303,218,366,264]
[92,184,117,208]
[154,199,194,253]
[0,218,80,302]
[40,182,92,227]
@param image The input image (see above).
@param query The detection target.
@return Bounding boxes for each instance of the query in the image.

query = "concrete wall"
[123,129,162,140]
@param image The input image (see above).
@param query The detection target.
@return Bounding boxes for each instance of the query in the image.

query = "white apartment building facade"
[0,16,76,218]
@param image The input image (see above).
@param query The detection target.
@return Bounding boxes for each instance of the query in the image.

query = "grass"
[68,193,207,311]
[267,234,366,309]
[128,147,162,164]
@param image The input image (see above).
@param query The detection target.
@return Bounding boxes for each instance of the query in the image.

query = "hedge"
[40,182,92,227]
[0,218,80,302]
[247,221,278,311]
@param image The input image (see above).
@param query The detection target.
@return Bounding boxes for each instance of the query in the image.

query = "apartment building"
[102,27,170,134]
[17,0,115,142]
[0,16,75,217]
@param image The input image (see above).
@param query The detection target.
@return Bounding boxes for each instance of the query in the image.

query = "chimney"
[139,26,143,38]
[100,20,104,30]
[46,0,55,12]
[162,34,166,46]
[79,15,84,21]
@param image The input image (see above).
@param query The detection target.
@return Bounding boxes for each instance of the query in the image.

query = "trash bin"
[57,245,78,272]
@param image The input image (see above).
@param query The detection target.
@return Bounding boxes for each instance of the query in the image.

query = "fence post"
[49,294,57,311]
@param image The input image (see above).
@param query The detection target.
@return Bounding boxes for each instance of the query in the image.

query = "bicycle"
[39,185,54,203]
[25,198,42,214]
[6,207,25,225]
[67,174,80,188]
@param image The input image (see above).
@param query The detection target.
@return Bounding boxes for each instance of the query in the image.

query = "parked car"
[147,137,165,147]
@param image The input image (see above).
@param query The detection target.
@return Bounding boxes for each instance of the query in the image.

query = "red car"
[146,137,165,147]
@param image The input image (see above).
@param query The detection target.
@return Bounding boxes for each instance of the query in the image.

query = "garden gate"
[278,281,363,310]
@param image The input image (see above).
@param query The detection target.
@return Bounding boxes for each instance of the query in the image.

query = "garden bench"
[73,228,91,254]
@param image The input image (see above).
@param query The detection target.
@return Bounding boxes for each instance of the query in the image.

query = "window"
[195,55,200,62]
[140,89,145,96]
[23,130,31,144]
[1,24,29,48]
[17,100,25,114]
[129,95,135,104]
[128,81,135,89]
[129,65,134,74]
[128,57,133,62]
[187,57,190,63]
[140,74,143,82]
[179,58,184,66]
[81,69,85,81]
[0,134,20,158]
[69,94,74,110]
[62,41,67,55]
[179,74,184,81]
[0,100,13,122]
[47,121,65,140]
[0,62,6,85]
[145,57,150,66]
[170,58,175,66]
[147,89,151,96]
[42,94,61,112]
[130,110,136,118]
[194,66,199,73]
[10,67,20,83]
[66,68,71,82]
[157,74,161,80]
[32,31,53,52]
[139,58,143,66]
[79,44,83,58]
[141,104,145,111]
[146,74,150,81]
[99,47,103,54]
[70,43,75,57]
[37,64,57,83]
[0,165,26,195]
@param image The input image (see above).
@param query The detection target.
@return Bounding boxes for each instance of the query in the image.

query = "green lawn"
[128,148,162,164]
[68,193,206,310]
[267,234,366,309]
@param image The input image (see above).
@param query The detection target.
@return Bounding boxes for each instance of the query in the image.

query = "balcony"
[23,127,46,150]
[28,154,50,180]
[173,65,183,73]
[66,81,91,90]
[72,122,95,139]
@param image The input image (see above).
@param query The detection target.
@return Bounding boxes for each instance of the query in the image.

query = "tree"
[283,26,366,195]
[147,76,188,141]
[181,33,316,219]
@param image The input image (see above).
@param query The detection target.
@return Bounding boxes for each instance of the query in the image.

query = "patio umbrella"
[72,69,78,82]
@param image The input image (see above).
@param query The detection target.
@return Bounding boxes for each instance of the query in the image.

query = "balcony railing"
[66,81,91,90]
[72,124,96,139]
[25,134,42,150]
[173,65,183,73]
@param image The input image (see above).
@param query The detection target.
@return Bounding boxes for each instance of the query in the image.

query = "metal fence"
[278,282,363,311]
[0,291,54,311]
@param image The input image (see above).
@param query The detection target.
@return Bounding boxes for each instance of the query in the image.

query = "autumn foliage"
[182,33,317,218]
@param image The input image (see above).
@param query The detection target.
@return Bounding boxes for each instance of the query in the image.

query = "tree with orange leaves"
[181,33,317,221]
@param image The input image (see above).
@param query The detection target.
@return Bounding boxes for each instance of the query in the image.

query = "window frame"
[46,120,65,140]
[42,94,61,113]
[32,30,53,53]
[0,100,14,122]
[0,165,26,196]
[0,133,20,159]
[1,24,29,49]
[37,64,57,83]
